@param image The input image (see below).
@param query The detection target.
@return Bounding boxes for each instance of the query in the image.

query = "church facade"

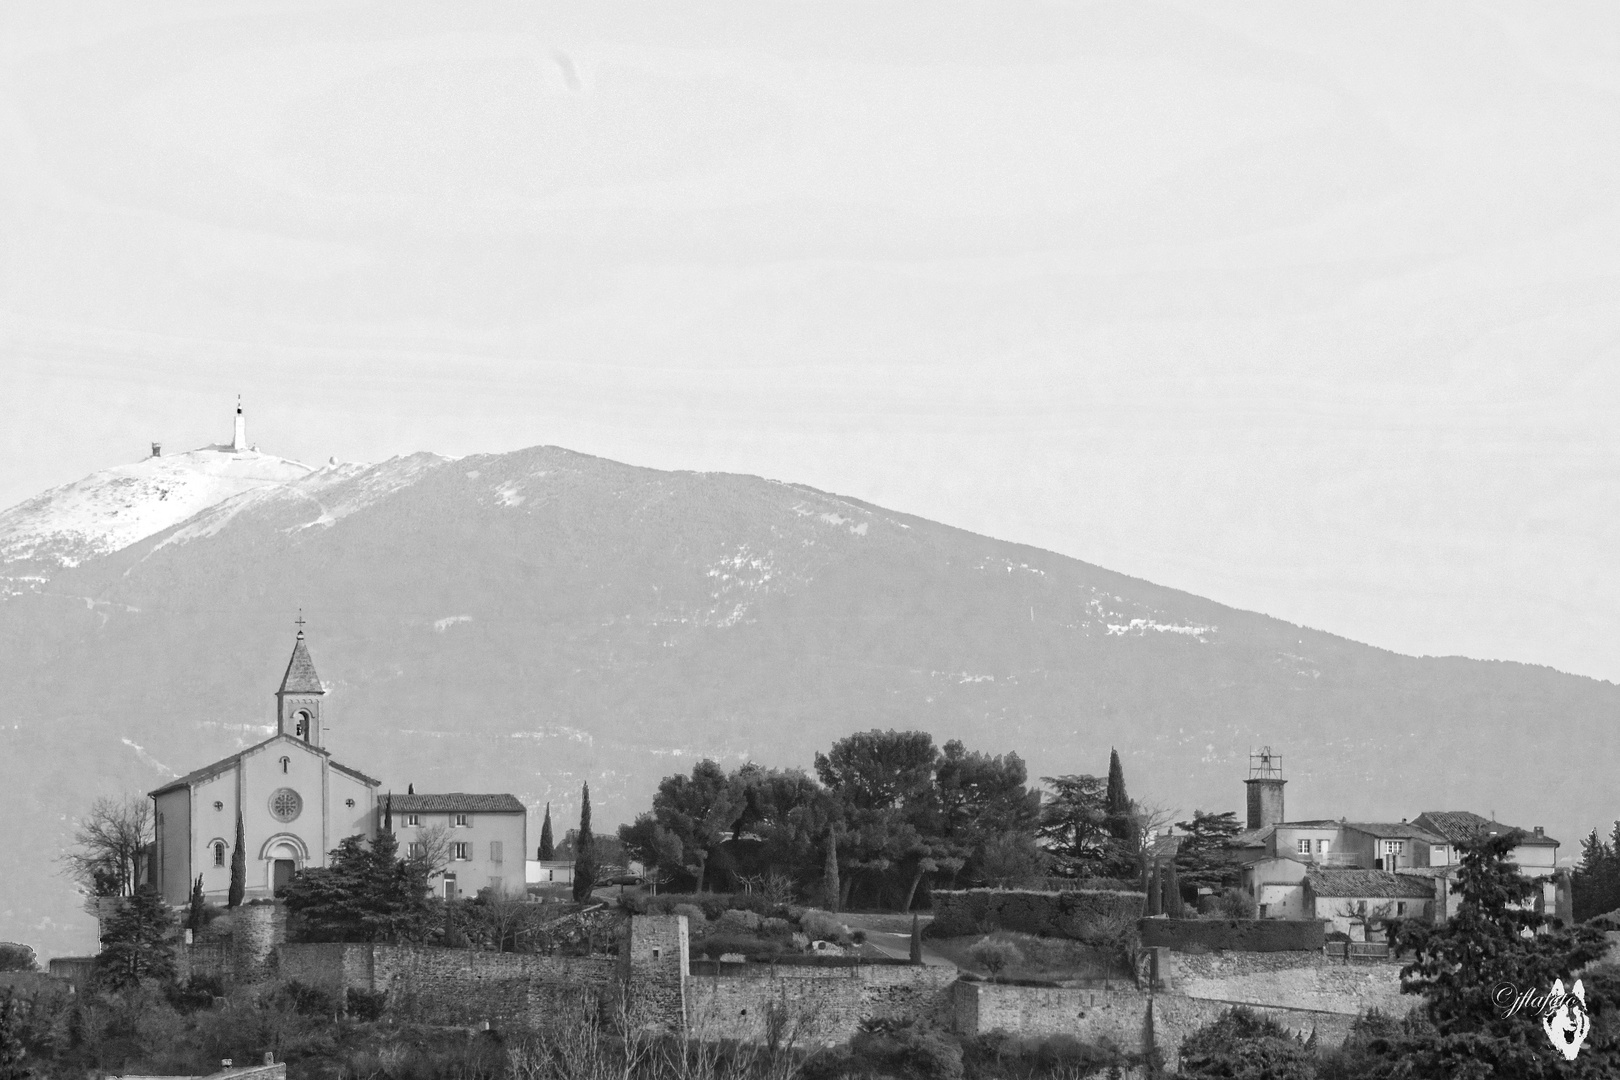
[149,631,380,905]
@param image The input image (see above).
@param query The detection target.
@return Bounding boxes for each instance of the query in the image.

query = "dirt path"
[838,912,960,970]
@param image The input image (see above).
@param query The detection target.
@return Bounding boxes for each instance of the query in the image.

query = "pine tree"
[538,802,555,860]
[227,810,246,908]
[186,874,206,932]
[96,885,176,989]
[572,784,597,902]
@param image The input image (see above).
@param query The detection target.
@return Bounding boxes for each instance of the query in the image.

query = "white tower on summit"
[231,396,246,452]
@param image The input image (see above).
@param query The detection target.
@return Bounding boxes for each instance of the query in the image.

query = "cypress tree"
[824,830,841,913]
[1105,748,1130,838]
[538,802,555,860]
[572,783,597,902]
[227,810,246,908]
[186,874,206,931]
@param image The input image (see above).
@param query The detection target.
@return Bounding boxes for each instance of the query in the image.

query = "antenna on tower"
[1248,746,1282,780]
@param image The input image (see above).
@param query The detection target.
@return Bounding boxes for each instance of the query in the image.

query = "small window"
[280,756,290,774]
[407,842,424,859]
[214,841,227,867]
[490,841,503,864]
[406,814,420,828]
[1297,839,1311,855]
[453,813,470,828]
[451,842,469,861]
[1396,902,1406,916]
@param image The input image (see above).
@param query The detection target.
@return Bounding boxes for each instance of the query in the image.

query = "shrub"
[962,1030,1128,1078]
[1178,1006,1315,1079]
[846,1018,964,1080]
[969,937,1024,977]
[277,980,337,1018]
[345,987,388,1021]
[1138,919,1325,952]
[717,909,761,932]
[164,974,226,1013]
[699,934,785,960]
[798,909,850,944]
[672,904,708,929]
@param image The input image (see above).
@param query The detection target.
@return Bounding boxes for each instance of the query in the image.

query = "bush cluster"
[930,889,1145,939]
[1138,918,1325,952]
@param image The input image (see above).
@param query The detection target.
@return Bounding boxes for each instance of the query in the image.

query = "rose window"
[270,788,303,823]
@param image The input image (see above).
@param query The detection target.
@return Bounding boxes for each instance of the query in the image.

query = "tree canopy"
[95,886,175,989]
[281,831,432,943]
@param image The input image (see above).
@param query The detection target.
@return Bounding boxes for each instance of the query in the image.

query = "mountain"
[4,444,1616,958]
[0,446,311,586]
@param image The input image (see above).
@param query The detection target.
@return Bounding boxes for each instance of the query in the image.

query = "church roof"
[278,632,324,695]
[389,793,526,814]
[148,734,378,797]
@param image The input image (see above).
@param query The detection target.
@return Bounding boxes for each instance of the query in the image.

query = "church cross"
[295,611,306,632]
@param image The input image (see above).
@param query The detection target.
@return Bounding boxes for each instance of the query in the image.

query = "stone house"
[1304,868,1435,941]
[391,793,528,900]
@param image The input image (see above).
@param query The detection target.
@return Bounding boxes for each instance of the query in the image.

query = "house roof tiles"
[1306,868,1435,899]
[1412,811,1559,848]
[388,793,526,814]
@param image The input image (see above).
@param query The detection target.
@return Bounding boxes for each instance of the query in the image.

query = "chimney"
[1244,746,1286,830]
[1534,826,1544,837]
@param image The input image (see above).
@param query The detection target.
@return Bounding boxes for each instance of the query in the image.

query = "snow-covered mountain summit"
[0,445,312,581]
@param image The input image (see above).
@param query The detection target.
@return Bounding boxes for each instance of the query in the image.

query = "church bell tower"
[276,618,326,747]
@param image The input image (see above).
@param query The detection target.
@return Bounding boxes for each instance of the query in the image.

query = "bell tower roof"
[277,629,325,696]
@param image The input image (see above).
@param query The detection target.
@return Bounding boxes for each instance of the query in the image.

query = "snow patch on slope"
[0,448,312,570]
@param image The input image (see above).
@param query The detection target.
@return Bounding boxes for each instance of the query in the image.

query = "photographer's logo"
[1494,978,1589,1061]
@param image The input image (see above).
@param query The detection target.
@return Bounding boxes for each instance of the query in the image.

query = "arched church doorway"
[268,841,301,895]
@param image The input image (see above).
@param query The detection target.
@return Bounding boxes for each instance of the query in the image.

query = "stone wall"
[1168,949,1409,1017]
[275,942,618,1028]
[688,962,959,1047]
[622,914,688,1032]
[954,983,1358,1068]
[180,903,287,985]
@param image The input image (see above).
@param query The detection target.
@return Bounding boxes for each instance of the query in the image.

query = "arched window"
[280,756,290,774]
[214,841,227,867]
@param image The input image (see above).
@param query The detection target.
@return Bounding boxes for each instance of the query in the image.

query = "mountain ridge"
[3,443,1613,959]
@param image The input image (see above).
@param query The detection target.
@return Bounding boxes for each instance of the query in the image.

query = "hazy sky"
[3,2,1617,682]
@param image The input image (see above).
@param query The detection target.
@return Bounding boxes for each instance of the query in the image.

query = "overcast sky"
[3,2,1616,683]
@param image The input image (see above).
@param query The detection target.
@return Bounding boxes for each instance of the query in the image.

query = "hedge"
[930,889,1146,940]
[1137,918,1326,952]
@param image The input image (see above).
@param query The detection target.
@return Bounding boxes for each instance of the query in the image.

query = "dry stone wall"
[276,941,618,1028]
[955,983,1357,1068]
[688,963,959,1046]
[1169,949,1408,1017]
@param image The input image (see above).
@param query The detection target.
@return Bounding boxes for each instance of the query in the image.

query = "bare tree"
[405,823,453,880]
[60,796,152,899]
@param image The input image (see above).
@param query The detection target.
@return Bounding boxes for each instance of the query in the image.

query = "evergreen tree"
[96,885,176,989]
[186,874,206,932]
[1038,774,1110,877]
[0,990,28,1080]
[824,829,841,912]
[1574,822,1620,922]
[1104,749,1130,838]
[572,783,597,902]
[538,802,554,860]
[1102,748,1142,879]
[1173,810,1243,896]
[1351,832,1620,1076]
[281,831,432,943]
[227,810,246,908]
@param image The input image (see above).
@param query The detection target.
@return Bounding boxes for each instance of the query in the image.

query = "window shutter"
[490,841,503,864]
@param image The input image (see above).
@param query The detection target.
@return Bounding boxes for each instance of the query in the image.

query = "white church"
[149,630,382,904]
